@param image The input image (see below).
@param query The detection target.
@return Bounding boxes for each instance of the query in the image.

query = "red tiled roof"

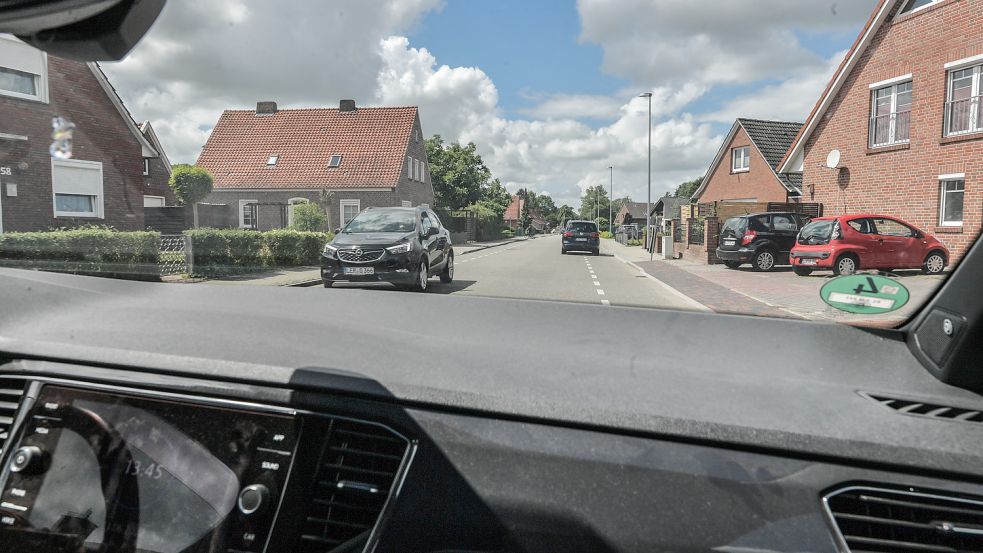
[196,106,418,189]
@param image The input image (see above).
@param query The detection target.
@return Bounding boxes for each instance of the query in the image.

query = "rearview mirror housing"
[0,0,165,61]
[427,227,440,237]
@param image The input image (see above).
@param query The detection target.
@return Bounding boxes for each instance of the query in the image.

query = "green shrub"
[600,231,614,239]
[501,229,514,239]
[0,228,161,280]
[290,202,327,232]
[185,228,333,277]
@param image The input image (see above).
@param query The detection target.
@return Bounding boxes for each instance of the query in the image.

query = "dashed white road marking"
[601,299,611,306]
[593,280,601,286]
[596,289,605,296]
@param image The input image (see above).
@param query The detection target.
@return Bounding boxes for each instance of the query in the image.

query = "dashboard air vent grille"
[0,379,27,456]
[298,419,409,552]
[864,393,983,424]
[825,486,983,553]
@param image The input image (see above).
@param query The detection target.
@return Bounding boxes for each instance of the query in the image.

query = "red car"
[790,214,949,276]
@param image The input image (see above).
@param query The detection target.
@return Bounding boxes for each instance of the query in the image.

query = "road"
[432,235,703,310]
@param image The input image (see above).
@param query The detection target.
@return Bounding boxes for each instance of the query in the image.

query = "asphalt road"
[432,235,703,310]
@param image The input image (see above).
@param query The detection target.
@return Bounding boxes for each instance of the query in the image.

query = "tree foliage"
[425,135,492,210]
[674,176,703,198]
[290,202,327,232]
[168,164,214,205]
[578,185,611,221]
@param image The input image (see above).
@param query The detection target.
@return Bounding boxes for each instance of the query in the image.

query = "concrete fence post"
[184,234,194,276]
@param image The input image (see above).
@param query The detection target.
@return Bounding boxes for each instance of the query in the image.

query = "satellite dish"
[826,149,841,169]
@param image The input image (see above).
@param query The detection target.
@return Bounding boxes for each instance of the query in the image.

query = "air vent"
[0,379,27,456]
[825,486,983,553]
[298,418,409,552]
[863,392,983,424]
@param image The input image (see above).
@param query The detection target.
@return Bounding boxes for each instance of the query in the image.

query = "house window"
[0,35,48,102]
[939,179,964,226]
[239,199,258,229]
[286,197,308,227]
[340,199,360,226]
[945,64,982,136]
[401,200,412,208]
[328,154,342,168]
[267,155,279,166]
[143,158,150,176]
[731,146,750,172]
[52,159,103,218]
[143,195,165,207]
[899,0,940,15]
[406,156,413,180]
[870,81,912,146]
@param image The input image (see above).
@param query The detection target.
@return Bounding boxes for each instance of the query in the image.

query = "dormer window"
[328,154,342,168]
[266,155,279,166]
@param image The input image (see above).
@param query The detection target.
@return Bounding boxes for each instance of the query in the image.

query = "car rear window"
[721,217,747,234]
[799,220,835,245]
[568,222,598,232]
[748,216,769,232]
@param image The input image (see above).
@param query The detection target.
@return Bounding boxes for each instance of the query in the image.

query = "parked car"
[790,214,949,276]
[716,212,812,271]
[321,206,453,291]
[562,220,600,255]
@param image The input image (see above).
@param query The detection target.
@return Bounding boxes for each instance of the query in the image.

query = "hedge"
[600,231,614,239]
[184,228,333,277]
[0,228,161,280]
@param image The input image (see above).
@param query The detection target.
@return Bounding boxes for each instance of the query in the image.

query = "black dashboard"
[1,269,983,553]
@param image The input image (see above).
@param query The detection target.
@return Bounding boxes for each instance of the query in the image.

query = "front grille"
[337,249,385,263]
[297,419,409,552]
[825,485,983,553]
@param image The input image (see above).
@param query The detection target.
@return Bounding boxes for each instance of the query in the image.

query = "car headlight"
[386,242,411,254]
[323,243,338,256]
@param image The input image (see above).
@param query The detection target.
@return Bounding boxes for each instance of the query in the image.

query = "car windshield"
[343,211,416,234]
[0,0,980,329]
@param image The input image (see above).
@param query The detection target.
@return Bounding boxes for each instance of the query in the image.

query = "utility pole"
[608,166,613,234]
[639,92,653,260]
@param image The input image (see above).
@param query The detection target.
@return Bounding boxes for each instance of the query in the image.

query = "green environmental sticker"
[820,274,910,315]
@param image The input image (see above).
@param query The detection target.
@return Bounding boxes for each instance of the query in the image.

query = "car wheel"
[412,260,429,292]
[322,280,333,288]
[561,249,567,255]
[793,267,813,277]
[440,253,454,283]
[753,250,776,272]
[593,249,600,256]
[833,254,858,276]
[922,251,946,275]
[723,261,741,269]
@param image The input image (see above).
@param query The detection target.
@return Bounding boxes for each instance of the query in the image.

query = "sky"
[102,0,880,209]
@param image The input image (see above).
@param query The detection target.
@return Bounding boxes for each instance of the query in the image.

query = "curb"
[457,236,532,256]
[601,245,712,313]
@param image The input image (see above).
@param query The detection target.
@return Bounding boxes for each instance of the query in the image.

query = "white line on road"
[593,281,601,286]
[597,289,605,296]
[601,299,611,306]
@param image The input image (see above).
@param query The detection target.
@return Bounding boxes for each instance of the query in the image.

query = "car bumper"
[790,250,834,268]
[321,251,422,283]
[562,239,599,250]
[715,248,754,262]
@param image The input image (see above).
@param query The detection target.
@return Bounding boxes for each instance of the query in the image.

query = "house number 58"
[0,167,11,176]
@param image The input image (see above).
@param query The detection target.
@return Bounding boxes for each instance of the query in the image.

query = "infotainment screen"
[0,385,298,553]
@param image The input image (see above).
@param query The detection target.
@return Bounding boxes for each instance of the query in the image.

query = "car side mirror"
[334,227,341,234]
[426,226,440,237]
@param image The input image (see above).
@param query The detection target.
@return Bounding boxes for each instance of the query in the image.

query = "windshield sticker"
[820,275,910,315]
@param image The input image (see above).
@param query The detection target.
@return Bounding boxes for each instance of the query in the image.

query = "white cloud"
[702,50,847,123]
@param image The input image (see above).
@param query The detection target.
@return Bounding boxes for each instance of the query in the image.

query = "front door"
[871,217,918,268]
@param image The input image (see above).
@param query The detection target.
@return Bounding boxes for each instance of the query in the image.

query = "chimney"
[256,101,277,115]
[339,99,356,113]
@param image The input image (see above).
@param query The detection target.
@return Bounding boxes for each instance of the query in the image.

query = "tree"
[534,193,557,226]
[674,177,703,198]
[518,188,534,233]
[425,135,491,210]
[290,202,327,231]
[554,204,576,228]
[168,164,214,227]
[578,185,611,221]
[481,178,512,215]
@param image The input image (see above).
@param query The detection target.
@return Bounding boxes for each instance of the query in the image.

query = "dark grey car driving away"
[562,220,600,256]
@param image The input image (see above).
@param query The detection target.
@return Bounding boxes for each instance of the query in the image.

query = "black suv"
[716,212,811,271]
[562,220,600,255]
[321,206,453,291]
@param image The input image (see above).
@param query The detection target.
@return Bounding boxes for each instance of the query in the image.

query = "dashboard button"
[237,484,270,516]
[9,446,44,475]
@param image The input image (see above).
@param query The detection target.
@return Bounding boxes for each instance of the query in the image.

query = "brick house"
[779,0,982,263]
[503,195,546,232]
[196,100,435,231]
[692,118,804,205]
[614,202,649,226]
[0,35,166,232]
[138,121,176,207]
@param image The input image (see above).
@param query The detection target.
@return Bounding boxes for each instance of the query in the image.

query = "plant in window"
[290,202,327,232]
[168,164,214,228]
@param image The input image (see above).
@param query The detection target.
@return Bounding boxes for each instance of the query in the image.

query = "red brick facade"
[798,0,982,263]
[698,126,791,204]
[0,56,155,232]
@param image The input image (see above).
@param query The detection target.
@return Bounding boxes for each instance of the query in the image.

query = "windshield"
[0,0,979,329]
[343,211,416,234]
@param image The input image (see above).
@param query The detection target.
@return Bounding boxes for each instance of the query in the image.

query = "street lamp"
[639,92,652,260]
[608,166,613,234]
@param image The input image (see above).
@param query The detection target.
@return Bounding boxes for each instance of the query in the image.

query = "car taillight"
[590,232,599,238]
[741,231,756,246]
[563,231,573,237]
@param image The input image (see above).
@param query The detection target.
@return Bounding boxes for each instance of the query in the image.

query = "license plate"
[576,238,588,242]
[344,266,375,275]
[723,239,736,246]
[801,259,817,266]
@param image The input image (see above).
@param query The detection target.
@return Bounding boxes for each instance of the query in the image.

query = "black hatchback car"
[716,212,811,271]
[561,220,600,255]
[321,206,453,291]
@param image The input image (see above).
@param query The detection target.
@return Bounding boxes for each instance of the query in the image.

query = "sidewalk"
[601,238,945,325]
